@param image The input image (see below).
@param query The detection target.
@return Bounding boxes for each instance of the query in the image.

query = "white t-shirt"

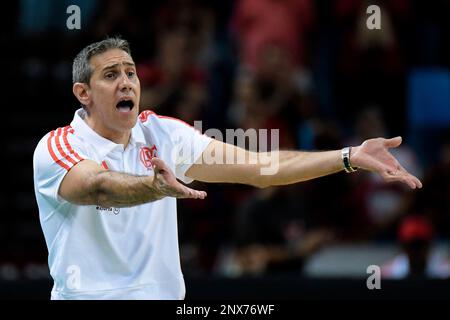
[33,109,212,300]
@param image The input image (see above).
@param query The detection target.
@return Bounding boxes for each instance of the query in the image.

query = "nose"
[118,71,133,93]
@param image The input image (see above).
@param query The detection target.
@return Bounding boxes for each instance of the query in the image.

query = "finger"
[406,176,417,189]
[398,164,423,189]
[189,189,207,199]
[150,157,168,173]
[413,176,423,189]
[384,136,402,149]
[178,185,207,199]
[405,173,422,189]
[170,181,206,199]
[193,190,207,199]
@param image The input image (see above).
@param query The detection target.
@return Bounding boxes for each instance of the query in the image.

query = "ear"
[73,82,91,106]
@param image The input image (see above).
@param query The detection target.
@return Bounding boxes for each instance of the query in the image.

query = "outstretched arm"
[186,136,422,189]
[59,157,206,207]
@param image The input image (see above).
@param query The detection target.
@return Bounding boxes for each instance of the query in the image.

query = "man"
[33,37,422,300]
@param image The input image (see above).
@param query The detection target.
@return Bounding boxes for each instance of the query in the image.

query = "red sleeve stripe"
[46,127,84,171]
[47,130,71,170]
[55,128,78,166]
[63,126,83,161]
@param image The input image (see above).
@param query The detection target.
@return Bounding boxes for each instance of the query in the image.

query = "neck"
[83,112,131,147]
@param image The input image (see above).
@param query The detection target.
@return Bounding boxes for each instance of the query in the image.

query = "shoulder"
[35,125,82,152]
[34,125,85,170]
[137,110,201,139]
[138,109,194,129]
[35,126,72,152]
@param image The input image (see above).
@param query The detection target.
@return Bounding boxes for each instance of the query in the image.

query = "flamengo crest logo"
[140,145,157,169]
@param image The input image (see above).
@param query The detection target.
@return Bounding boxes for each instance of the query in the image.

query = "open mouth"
[116,99,135,113]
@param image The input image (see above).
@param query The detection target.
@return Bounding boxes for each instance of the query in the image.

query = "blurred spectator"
[381,215,450,279]
[91,0,140,39]
[412,132,450,237]
[231,0,315,72]
[335,0,407,133]
[227,70,297,149]
[230,0,316,143]
[138,29,208,123]
[152,0,217,69]
[230,227,333,277]
[214,185,335,277]
[345,107,422,240]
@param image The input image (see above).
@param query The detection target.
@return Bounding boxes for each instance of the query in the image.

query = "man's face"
[86,48,141,135]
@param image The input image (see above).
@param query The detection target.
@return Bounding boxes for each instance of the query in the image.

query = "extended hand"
[150,157,207,199]
[350,137,423,189]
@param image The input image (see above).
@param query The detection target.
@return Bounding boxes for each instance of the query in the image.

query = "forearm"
[90,171,163,208]
[254,149,344,188]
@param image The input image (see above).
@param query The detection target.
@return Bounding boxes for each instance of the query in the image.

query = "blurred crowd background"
[2,0,450,297]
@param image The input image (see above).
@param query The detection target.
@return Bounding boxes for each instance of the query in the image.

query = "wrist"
[145,175,165,200]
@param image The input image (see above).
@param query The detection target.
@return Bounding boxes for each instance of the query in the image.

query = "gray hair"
[72,37,131,84]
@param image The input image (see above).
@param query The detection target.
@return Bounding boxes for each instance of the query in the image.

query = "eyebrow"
[101,62,136,72]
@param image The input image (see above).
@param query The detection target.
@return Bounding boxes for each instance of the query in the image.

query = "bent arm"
[59,158,206,208]
[59,160,163,207]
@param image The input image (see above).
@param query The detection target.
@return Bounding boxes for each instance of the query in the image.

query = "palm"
[351,137,422,189]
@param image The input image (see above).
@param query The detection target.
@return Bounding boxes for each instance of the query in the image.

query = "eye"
[127,71,135,78]
[105,72,116,79]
